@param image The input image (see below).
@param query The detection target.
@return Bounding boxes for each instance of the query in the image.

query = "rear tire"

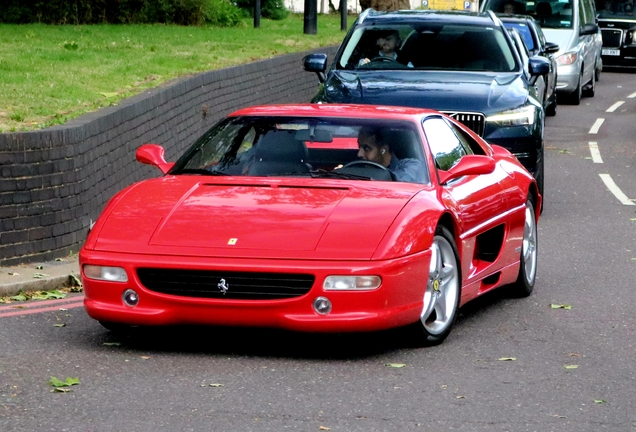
[509,198,538,297]
[409,225,461,346]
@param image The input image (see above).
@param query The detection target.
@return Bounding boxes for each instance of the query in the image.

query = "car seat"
[246,130,311,176]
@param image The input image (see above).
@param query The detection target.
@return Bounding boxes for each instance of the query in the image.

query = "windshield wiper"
[174,169,229,176]
[310,169,371,180]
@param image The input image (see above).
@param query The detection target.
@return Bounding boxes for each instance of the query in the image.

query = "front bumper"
[555,63,581,93]
[80,250,431,333]
[483,121,543,175]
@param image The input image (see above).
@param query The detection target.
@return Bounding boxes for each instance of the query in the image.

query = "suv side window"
[423,117,473,171]
[581,0,595,25]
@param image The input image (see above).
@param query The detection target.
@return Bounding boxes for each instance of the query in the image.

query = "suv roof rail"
[486,9,501,25]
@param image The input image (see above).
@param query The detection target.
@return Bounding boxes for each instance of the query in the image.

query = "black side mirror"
[580,23,599,35]
[303,53,328,83]
[529,56,550,76]
[544,41,559,54]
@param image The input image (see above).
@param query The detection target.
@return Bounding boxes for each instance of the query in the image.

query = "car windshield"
[336,23,517,72]
[596,0,635,18]
[170,116,430,184]
[487,0,575,28]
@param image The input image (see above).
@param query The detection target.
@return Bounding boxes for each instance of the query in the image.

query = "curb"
[0,273,80,298]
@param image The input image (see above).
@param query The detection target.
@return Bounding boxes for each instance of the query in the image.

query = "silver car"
[481,0,603,105]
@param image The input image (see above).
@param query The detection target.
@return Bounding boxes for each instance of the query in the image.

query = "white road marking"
[599,174,635,206]
[589,118,604,134]
[628,92,636,99]
[606,101,625,112]
[589,142,603,163]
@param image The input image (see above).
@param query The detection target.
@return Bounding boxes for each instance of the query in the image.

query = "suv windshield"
[486,0,575,28]
[595,0,635,17]
[336,23,518,72]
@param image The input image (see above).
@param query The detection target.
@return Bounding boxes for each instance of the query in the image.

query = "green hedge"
[0,0,245,25]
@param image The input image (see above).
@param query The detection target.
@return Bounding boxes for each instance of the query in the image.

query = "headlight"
[486,105,536,126]
[83,265,128,282]
[323,275,382,291]
[556,52,578,66]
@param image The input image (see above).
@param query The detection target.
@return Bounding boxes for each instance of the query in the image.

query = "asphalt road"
[2,71,636,432]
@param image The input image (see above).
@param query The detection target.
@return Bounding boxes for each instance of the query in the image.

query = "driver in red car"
[356,126,426,183]
[358,29,414,68]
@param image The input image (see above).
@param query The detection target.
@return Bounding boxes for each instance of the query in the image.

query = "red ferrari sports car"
[80,104,540,345]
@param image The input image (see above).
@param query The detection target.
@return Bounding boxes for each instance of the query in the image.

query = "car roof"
[229,104,441,121]
[357,9,502,27]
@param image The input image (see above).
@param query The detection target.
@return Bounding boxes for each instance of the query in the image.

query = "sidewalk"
[0,256,80,297]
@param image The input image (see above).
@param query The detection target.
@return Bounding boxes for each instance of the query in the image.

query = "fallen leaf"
[9,293,27,302]
[51,387,73,393]
[140,356,150,360]
[550,304,572,309]
[564,365,579,369]
[319,427,331,431]
[456,395,466,399]
[594,399,606,404]
[386,363,406,368]
[48,377,79,387]
[102,342,121,346]
[498,357,517,361]
[53,324,66,328]
[33,273,50,279]
[36,265,44,270]
[568,352,581,357]
[208,383,224,387]
[8,272,19,276]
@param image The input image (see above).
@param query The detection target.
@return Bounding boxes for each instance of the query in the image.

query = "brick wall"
[0,46,338,266]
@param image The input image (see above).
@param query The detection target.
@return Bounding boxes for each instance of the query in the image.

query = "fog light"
[313,296,332,315]
[122,289,139,307]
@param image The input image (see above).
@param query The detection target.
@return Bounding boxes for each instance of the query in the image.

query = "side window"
[423,117,469,171]
[579,0,595,25]
[450,122,486,156]
[535,23,547,49]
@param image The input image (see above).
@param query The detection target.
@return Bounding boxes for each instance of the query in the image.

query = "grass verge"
[0,14,348,132]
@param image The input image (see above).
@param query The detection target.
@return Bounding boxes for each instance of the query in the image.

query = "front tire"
[566,71,582,105]
[509,198,538,297]
[99,321,133,333]
[410,226,461,346]
[583,70,596,97]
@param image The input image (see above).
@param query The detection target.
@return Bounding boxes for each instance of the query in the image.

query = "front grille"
[602,29,623,48]
[137,268,315,300]
[442,111,486,136]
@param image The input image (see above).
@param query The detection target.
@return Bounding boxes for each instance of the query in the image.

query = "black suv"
[303,9,550,195]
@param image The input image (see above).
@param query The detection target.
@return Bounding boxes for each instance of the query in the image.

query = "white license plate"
[602,48,620,56]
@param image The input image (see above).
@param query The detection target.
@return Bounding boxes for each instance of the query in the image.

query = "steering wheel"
[368,56,401,64]
[359,56,406,69]
[342,160,395,180]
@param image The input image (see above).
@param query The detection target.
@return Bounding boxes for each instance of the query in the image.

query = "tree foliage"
[0,0,244,26]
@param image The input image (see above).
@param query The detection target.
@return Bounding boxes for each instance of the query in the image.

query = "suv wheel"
[566,70,582,105]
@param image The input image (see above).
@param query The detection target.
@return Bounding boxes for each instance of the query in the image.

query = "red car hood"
[92,177,425,260]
